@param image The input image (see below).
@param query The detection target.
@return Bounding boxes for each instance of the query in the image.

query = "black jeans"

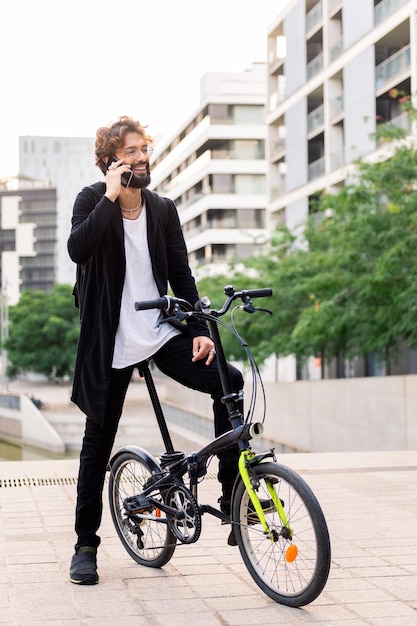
[74,334,243,550]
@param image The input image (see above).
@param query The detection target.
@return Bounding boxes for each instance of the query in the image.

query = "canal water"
[0,439,79,462]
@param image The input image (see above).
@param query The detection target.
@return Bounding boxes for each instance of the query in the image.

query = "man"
[68,116,243,584]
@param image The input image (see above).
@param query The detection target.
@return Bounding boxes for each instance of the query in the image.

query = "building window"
[233,105,265,124]
[212,243,235,261]
[211,174,233,194]
[209,103,231,123]
[207,209,237,229]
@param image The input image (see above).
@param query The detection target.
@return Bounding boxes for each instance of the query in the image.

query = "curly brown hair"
[95,116,153,174]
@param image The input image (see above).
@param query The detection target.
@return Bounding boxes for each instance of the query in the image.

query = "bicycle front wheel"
[108,450,177,568]
[233,462,331,607]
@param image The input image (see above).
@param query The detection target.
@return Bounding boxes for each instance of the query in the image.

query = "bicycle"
[108,285,331,607]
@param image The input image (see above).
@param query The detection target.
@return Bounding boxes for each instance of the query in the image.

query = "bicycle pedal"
[124,494,150,514]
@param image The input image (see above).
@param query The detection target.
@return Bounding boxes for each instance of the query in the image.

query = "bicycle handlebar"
[239,288,272,299]
[134,296,171,312]
[134,285,273,318]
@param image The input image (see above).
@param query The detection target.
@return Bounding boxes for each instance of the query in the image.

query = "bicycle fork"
[238,450,293,541]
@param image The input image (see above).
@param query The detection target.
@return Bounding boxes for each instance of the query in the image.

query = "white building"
[0,177,57,305]
[267,0,413,233]
[150,63,269,271]
[266,0,416,378]
[19,136,98,286]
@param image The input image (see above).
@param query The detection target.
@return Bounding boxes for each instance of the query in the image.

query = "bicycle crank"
[165,485,202,544]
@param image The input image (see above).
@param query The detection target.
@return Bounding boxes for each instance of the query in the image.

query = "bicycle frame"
[132,303,283,534]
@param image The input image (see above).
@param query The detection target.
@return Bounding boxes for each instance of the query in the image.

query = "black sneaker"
[69,547,99,585]
[247,498,277,524]
[218,497,231,518]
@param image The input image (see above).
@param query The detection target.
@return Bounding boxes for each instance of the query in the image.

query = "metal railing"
[308,156,325,181]
[307,51,324,80]
[329,40,343,62]
[330,94,344,119]
[308,104,324,133]
[328,0,342,13]
[306,0,323,33]
[375,45,410,89]
[375,0,408,26]
[330,149,345,171]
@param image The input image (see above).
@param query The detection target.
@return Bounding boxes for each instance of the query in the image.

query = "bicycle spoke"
[108,452,176,567]
[233,462,331,607]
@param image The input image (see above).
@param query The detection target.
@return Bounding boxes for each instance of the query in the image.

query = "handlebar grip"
[244,288,273,298]
[134,296,170,311]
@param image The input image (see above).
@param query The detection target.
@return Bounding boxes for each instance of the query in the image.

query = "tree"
[288,134,417,368]
[4,284,79,380]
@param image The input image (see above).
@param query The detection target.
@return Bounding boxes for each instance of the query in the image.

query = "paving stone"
[0,443,416,624]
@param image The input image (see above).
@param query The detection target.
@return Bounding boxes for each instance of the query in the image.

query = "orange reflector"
[155,509,161,518]
[285,544,298,563]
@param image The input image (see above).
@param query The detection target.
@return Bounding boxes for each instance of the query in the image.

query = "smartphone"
[108,156,133,188]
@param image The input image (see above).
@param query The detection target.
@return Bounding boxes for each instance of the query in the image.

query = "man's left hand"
[192,336,216,365]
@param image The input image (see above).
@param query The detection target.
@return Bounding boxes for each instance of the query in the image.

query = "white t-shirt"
[112,205,180,369]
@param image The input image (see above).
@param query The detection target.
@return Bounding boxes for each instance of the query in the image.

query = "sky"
[0,0,289,178]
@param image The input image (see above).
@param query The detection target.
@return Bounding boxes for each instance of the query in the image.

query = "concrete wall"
[0,393,65,454]
[344,46,377,163]
[284,0,306,96]
[285,98,308,192]
[158,374,417,453]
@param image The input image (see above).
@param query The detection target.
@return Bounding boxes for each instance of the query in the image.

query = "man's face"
[115,132,153,188]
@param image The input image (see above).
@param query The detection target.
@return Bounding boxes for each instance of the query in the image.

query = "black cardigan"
[68,183,208,424]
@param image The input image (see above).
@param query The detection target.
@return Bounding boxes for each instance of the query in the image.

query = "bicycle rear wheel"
[233,462,331,607]
[108,450,176,567]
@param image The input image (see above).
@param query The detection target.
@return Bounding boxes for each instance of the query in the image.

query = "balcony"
[374,0,409,26]
[328,0,342,13]
[329,40,343,62]
[330,149,345,171]
[270,181,287,201]
[270,138,286,158]
[375,45,410,90]
[376,111,412,145]
[330,94,344,119]
[308,104,324,134]
[390,110,412,132]
[269,80,286,111]
[308,156,325,181]
[306,1,323,34]
[307,52,324,80]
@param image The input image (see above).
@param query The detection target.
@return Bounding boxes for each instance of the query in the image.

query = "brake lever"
[241,304,272,315]
[160,303,192,324]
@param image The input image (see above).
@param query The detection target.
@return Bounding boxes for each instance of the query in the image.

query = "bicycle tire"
[232,462,331,607]
[108,450,177,567]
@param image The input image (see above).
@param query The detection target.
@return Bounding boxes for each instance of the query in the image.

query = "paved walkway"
[1,449,417,625]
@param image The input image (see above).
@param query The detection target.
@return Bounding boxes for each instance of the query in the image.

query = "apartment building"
[266,0,416,377]
[0,177,57,305]
[19,136,97,286]
[267,0,413,231]
[150,63,269,272]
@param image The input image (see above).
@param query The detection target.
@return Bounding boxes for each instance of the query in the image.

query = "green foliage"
[4,284,79,380]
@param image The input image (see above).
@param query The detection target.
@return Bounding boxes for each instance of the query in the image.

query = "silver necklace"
[120,196,143,213]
